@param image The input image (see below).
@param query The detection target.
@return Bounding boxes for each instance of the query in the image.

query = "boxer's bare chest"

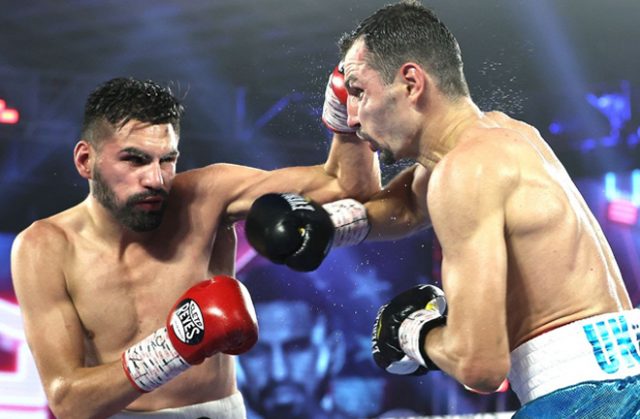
[65,231,215,360]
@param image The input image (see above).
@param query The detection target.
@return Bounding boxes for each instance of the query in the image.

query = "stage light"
[586,81,631,137]
[604,170,640,204]
[0,99,20,125]
[603,170,640,226]
[607,200,639,226]
[0,299,48,418]
[548,121,563,135]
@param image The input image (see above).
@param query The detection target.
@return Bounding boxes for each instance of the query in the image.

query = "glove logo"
[281,193,315,212]
[170,299,205,345]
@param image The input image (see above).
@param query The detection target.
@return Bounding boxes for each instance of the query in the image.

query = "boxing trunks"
[508,309,640,418]
[110,391,246,419]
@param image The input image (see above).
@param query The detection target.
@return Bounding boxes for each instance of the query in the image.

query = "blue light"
[604,170,640,205]
[600,135,619,148]
[632,170,640,206]
[580,138,597,153]
[604,172,619,201]
[549,121,563,135]
[586,81,632,136]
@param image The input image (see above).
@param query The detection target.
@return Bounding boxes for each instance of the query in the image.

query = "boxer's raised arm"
[11,221,140,418]
[241,163,430,272]
[364,163,432,241]
[321,62,381,201]
[322,131,381,203]
[207,64,381,221]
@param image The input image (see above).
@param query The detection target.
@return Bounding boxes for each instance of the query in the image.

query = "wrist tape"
[322,199,370,247]
[122,327,190,393]
[398,309,446,370]
[322,83,356,134]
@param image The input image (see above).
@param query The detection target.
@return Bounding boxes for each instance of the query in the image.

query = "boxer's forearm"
[365,197,431,241]
[321,62,380,201]
[47,361,140,419]
[424,326,510,393]
[364,164,432,241]
[323,133,381,202]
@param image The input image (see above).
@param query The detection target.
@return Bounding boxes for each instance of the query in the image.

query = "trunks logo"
[170,299,204,345]
[583,315,640,374]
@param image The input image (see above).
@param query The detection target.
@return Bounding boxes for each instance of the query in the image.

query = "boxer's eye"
[349,87,364,99]
[123,155,147,165]
[160,156,178,165]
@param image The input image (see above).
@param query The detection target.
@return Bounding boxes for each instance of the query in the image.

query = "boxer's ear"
[74,140,93,179]
[399,63,432,110]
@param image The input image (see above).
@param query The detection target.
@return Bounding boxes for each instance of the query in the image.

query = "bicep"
[201,163,340,221]
[429,160,511,354]
[11,228,85,390]
[438,212,508,323]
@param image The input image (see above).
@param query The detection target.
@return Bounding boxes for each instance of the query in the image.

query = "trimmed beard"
[92,168,167,232]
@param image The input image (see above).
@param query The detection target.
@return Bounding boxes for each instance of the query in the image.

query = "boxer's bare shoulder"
[11,217,69,297]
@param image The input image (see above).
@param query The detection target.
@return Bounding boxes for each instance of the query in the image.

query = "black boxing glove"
[245,193,334,271]
[245,193,370,272]
[372,284,447,375]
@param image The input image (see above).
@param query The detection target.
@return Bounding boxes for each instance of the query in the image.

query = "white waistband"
[111,392,245,419]
[507,309,640,404]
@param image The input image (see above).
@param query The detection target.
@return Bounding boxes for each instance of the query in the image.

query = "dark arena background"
[1,0,639,417]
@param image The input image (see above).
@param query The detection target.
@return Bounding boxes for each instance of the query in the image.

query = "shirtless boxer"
[246,2,640,416]
[10,74,379,418]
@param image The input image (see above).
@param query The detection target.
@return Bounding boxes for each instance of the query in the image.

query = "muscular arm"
[322,133,381,201]
[364,163,432,241]
[220,132,380,221]
[11,222,140,418]
[422,148,514,392]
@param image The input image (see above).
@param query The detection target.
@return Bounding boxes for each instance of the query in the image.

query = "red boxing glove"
[122,275,258,392]
[167,275,258,362]
[322,62,357,134]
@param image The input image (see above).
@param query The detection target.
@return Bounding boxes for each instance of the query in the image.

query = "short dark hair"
[81,77,184,147]
[339,1,469,98]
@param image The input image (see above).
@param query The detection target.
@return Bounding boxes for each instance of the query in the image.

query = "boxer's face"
[239,301,329,419]
[91,120,179,232]
[343,39,418,164]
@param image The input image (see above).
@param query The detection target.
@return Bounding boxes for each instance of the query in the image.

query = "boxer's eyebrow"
[120,147,179,163]
[120,147,151,162]
[160,150,180,164]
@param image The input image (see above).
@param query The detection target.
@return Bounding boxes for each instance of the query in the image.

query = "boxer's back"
[480,112,631,348]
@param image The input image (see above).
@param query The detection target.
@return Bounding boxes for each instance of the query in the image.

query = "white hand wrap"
[322,199,370,247]
[322,81,356,134]
[398,308,442,368]
[122,327,190,393]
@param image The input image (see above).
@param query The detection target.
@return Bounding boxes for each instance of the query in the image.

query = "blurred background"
[0,0,639,417]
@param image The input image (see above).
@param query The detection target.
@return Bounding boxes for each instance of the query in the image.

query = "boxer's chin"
[113,203,165,232]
